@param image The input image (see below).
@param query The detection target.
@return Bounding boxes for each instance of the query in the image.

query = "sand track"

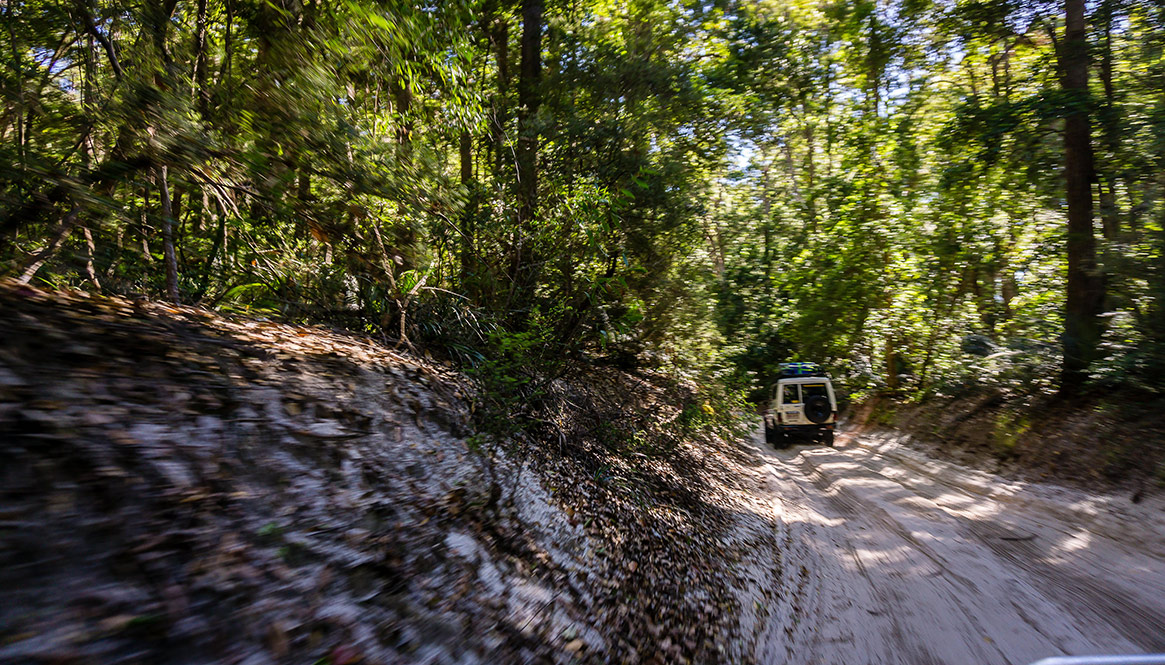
[746,429,1165,665]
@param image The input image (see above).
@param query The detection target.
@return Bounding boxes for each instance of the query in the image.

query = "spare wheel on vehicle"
[804,395,831,424]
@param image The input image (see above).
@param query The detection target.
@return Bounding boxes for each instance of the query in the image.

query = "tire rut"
[798,440,1165,654]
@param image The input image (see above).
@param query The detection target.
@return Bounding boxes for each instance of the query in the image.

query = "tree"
[3,0,1163,398]
[1058,0,1105,393]
[511,0,543,315]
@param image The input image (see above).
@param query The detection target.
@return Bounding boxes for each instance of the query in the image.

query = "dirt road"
[742,429,1165,665]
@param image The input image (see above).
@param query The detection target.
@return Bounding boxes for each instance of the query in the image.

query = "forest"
[6,2,1165,663]
[3,0,1165,401]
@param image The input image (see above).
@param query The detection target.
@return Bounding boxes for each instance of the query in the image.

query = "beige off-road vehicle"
[763,363,838,448]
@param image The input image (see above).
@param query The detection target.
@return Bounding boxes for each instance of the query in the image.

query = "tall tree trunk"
[7,0,21,149]
[392,76,413,147]
[516,0,541,225]
[510,0,542,313]
[760,161,772,284]
[1097,0,1120,241]
[158,166,180,302]
[193,0,210,116]
[142,0,179,302]
[141,185,152,261]
[217,0,233,87]
[83,226,101,291]
[1059,0,1105,393]
[294,168,311,239]
[490,10,509,176]
[459,129,475,290]
[885,337,899,392]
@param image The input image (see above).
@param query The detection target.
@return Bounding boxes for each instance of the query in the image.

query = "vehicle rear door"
[779,383,804,424]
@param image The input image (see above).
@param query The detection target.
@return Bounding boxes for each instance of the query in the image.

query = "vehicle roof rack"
[778,362,829,378]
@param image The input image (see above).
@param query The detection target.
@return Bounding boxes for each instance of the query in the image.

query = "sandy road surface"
[743,429,1165,665]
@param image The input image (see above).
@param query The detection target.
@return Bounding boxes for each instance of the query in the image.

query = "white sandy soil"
[739,428,1165,665]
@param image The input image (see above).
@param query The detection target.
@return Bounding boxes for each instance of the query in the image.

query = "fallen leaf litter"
[0,282,782,664]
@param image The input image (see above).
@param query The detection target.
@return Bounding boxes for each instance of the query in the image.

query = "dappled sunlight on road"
[743,427,1165,665]
[1056,530,1094,555]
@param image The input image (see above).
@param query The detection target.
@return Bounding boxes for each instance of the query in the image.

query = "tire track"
[811,440,1165,652]
[749,429,1165,665]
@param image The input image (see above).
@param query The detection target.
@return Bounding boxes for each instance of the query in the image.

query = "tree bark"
[157,166,180,302]
[8,0,26,175]
[141,185,152,261]
[885,337,899,392]
[490,9,509,175]
[217,0,233,87]
[1097,0,1120,241]
[75,0,124,80]
[509,0,542,314]
[83,226,101,291]
[1059,0,1105,393]
[516,0,541,226]
[760,161,772,283]
[459,129,475,289]
[391,76,413,147]
[193,0,210,116]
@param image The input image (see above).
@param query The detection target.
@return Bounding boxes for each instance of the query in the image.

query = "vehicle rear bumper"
[778,423,835,432]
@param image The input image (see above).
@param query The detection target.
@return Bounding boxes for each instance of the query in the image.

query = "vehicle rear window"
[802,384,829,399]
[782,385,800,404]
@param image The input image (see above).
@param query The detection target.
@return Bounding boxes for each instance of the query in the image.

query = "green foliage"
[3,0,1164,431]
[711,0,1165,401]
[465,321,560,446]
[992,410,1031,459]
[675,383,754,442]
[870,401,899,428]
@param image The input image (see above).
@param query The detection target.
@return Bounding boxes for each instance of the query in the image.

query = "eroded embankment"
[0,283,779,665]
[849,393,1165,495]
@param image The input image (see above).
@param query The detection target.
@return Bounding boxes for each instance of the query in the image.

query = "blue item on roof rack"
[778,362,826,378]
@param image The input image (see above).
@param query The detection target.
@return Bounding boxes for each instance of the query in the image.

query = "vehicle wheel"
[764,421,776,446]
[774,431,792,450]
[822,430,834,447]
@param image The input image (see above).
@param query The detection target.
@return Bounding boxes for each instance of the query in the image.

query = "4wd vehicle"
[763,362,838,449]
